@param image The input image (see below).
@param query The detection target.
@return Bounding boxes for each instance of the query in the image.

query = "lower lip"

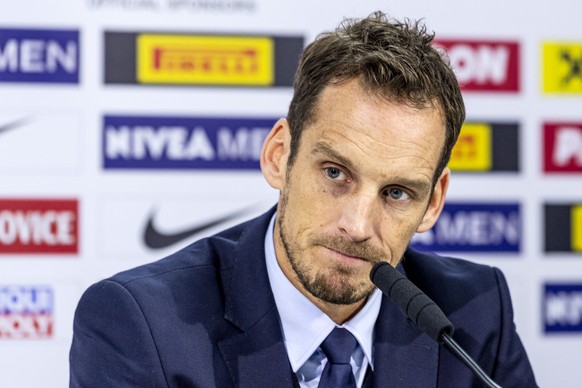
[324,247,368,266]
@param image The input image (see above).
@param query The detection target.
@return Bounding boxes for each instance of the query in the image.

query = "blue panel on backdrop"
[544,284,582,333]
[410,202,521,253]
[103,115,276,170]
[0,28,79,83]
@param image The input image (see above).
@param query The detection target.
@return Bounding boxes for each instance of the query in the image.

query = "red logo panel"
[544,123,582,173]
[0,199,78,254]
[434,39,520,92]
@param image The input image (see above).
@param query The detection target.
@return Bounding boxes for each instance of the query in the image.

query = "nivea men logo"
[0,285,54,339]
[544,122,582,173]
[434,39,519,92]
[0,28,79,83]
[103,115,275,169]
[544,284,582,333]
[411,202,521,252]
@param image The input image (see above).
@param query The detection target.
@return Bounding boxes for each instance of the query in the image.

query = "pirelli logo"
[104,32,303,87]
[544,203,582,253]
[448,122,519,172]
[137,35,273,85]
[542,42,582,94]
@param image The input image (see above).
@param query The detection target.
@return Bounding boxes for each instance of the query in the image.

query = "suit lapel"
[218,306,297,388]
[366,267,440,388]
[218,209,297,388]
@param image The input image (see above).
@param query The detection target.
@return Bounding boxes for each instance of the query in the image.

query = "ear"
[416,167,450,233]
[260,118,291,190]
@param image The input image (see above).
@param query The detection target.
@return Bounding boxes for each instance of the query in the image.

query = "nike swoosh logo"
[144,206,257,249]
[0,116,32,135]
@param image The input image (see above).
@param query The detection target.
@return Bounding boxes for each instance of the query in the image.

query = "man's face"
[261,78,449,316]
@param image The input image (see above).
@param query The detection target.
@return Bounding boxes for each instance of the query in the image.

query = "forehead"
[303,79,445,174]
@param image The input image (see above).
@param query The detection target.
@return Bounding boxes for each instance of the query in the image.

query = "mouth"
[322,246,370,266]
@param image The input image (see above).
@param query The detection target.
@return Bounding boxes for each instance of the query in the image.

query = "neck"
[314,297,367,325]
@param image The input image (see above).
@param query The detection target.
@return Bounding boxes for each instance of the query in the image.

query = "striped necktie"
[318,328,358,388]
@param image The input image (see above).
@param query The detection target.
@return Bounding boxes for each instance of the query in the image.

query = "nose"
[336,192,379,242]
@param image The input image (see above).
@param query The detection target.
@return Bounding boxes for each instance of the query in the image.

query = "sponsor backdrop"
[0,0,580,386]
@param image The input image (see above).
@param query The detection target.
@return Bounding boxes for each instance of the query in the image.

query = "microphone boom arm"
[441,331,502,388]
[370,262,502,388]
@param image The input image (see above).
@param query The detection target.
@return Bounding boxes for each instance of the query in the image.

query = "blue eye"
[387,187,409,201]
[325,167,343,179]
[389,188,402,199]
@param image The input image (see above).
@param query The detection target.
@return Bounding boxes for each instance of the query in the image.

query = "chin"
[306,271,373,305]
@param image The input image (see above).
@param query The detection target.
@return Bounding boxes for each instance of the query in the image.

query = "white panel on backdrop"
[1,0,582,387]
[0,282,80,387]
[0,110,81,173]
[98,193,275,261]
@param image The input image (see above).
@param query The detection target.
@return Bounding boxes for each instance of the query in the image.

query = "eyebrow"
[310,141,433,196]
[311,141,356,171]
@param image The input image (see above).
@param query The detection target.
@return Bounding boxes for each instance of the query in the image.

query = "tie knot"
[320,328,358,365]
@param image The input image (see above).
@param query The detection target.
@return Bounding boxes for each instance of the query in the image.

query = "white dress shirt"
[264,214,382,388]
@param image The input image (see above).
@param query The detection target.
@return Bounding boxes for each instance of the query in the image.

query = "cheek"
[379,210,424,245]
[290,186,338,229]
[292,174,331,206]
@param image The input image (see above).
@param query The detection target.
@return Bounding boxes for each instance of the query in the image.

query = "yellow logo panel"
[572,205,582,252]
[136,35,274,85]
[542,42,582,93]
[448,123,492,171]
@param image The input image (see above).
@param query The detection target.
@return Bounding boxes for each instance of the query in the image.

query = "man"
[70,12,537,387]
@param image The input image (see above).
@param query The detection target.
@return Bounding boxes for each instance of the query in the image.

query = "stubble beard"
[277,189,377,305]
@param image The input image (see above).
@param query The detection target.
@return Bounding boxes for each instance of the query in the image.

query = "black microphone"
[370,261,502,388]
[369,260,453,342]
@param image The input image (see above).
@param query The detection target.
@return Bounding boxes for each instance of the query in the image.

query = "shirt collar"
[264,213,382,372]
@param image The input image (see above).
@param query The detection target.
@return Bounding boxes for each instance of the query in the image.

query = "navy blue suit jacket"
[70,208,537,387]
